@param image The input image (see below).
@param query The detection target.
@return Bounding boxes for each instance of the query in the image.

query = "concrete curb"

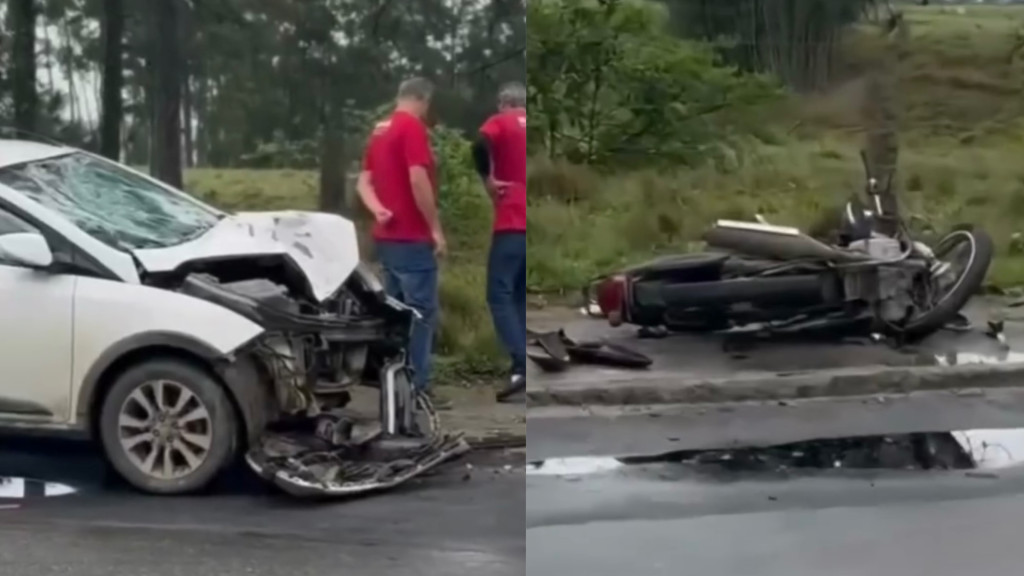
[525,361,1024,408]
[465,433,526,450]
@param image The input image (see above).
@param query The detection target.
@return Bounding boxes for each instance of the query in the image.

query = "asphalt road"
[0,438,525,576]
[527,382,1024,575]
[528,460,1024,576]
[527,386,1024,460]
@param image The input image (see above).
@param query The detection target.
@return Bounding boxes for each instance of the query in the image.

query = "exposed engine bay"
[163,261,470,497]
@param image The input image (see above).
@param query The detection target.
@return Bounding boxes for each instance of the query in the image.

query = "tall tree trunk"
[183,76,194,167]
[317,98,347,215]
[150,0,184,188]
[195,74,209,167]
[62,19,79,125]
[100,0,124,161]
[11,0,38,132]
[180,6,194,168]
[45,36,55,94]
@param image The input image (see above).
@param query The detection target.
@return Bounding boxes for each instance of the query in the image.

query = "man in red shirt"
[357,77,447,404]
[471,82,527,402]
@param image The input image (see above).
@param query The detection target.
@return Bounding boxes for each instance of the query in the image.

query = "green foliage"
[527,0,780,168]
[526,4,1024,295]
[6,0,525,167]
[528,141,1024,294]
[426,125,503,368]
[238,135,321,169]
[664,0,872,90]
[432,124,493,251]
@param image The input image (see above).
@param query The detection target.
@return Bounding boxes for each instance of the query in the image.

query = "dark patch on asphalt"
[528,431,976,477]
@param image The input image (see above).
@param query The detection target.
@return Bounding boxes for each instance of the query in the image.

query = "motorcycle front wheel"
[897,225,994,340]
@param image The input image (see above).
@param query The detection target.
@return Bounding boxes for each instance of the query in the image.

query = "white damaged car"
[0,139,467,496]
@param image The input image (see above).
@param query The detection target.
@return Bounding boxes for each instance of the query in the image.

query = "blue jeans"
[376,241,438,392]
[487,231,527,376]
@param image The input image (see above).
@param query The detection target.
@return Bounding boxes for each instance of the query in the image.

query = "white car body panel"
[0,140,364,431]
[0,144,358,302]
[132,210,360,303]
[67,275,266,422]
[0,264,75,422]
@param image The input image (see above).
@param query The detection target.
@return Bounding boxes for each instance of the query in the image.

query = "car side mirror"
[0,232,53,269]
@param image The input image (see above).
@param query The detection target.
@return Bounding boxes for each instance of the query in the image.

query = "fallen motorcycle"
[586,152,993,341]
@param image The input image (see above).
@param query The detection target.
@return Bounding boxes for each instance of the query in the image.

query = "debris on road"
[526,328,652,373]
[245,394,471,498]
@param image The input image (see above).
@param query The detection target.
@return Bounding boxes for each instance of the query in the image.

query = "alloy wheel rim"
[117,380,213,480]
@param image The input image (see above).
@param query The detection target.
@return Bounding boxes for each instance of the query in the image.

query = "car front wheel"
[98,357,238,495]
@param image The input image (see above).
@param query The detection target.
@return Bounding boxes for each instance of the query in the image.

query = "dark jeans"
[376,241,438,392]
[487,231,527,376]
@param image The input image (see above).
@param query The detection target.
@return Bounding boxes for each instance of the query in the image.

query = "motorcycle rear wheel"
[896,225,993,340]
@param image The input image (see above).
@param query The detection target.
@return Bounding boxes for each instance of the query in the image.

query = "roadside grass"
[799,4,1024,143]
[527,4,1024,298]
[183,168,505,382]
[528,140,1024,294]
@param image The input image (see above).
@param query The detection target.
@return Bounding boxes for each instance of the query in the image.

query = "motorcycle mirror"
[859,149,871,179]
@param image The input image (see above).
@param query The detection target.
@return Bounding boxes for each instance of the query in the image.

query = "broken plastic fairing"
[245,360,470,498]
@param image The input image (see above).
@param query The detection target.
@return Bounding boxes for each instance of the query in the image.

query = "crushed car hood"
[132,211,360,303]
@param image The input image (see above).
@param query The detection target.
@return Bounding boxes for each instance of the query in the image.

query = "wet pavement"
[0,437,525,576]
[527,394,1024,575]
[526,300,1024,407]
[527,458,1024,576]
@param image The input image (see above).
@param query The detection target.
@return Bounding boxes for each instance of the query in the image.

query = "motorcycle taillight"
[596,275,627,326]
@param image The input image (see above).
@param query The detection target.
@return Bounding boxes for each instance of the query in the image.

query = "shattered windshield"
[0,153,221,251]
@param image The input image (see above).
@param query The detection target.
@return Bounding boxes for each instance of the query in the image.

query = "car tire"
[98,357,238,495]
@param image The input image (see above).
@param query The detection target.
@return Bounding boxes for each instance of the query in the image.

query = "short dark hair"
[398,77,435,101]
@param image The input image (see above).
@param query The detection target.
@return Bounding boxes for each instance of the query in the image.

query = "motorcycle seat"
[625,253,728,281]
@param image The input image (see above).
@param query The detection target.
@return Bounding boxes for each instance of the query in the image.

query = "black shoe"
[496,375,526,403]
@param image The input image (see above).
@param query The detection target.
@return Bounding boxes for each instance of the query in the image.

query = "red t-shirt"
[362,110,437,242]
[479,108,527,233]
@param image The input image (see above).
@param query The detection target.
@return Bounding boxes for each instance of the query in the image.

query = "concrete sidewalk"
[526,302,1024,409]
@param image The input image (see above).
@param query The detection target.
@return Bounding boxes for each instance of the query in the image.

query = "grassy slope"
[528,5,1024,295]
[182,169,505,380]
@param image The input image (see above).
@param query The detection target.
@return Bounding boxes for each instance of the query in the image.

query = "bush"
[527,0,780,168]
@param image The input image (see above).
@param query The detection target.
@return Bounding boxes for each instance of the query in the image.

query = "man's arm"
[357,144,391,222]
[405,124,442,236]
[357,170,386,215]
[471,137,491,181]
